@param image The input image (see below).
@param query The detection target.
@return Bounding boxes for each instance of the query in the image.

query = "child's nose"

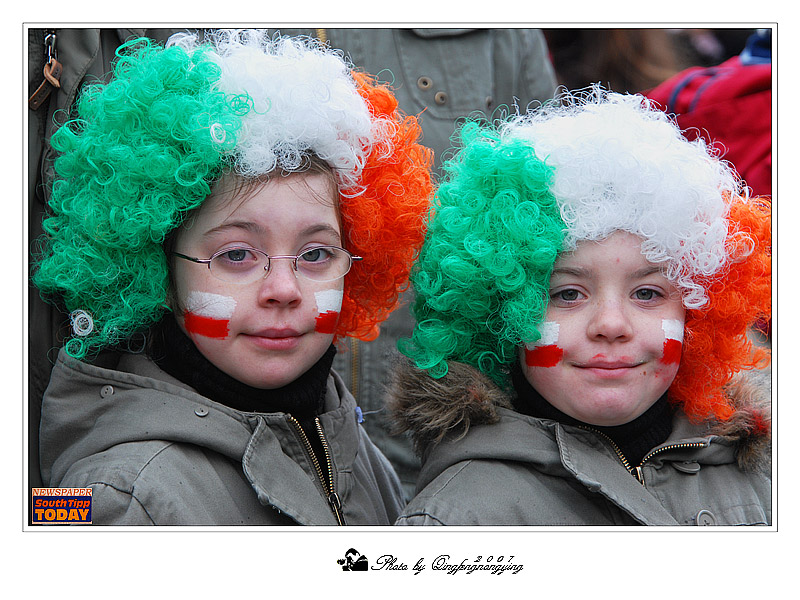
[256,259,302,306]
[587,299,634,341]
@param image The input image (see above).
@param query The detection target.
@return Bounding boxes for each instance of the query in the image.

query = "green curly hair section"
[31,38,246,359]
[398,121,566,387]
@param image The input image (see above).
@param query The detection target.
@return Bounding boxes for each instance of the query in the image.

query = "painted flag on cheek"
[524,322,563,367]
[661,319,684,365]
[314,289,343,334]
[183,291,237,339]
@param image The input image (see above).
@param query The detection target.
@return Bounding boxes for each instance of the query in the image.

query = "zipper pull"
[328,491,346,526]
[634,466,645,485]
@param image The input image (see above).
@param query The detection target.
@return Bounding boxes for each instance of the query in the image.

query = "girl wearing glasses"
[32,30,432,525]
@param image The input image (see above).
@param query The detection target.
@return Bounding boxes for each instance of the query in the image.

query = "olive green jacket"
[390,362,771,526]
[39,349,405,525]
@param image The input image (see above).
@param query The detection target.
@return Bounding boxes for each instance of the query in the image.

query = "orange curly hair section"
[670,194,772,422]
[335,71,434,341]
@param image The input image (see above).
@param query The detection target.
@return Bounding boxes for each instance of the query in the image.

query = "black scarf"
[510,364,673,468]
[149,316,335,420]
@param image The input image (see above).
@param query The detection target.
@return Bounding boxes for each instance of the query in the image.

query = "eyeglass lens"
[210,246,352,283]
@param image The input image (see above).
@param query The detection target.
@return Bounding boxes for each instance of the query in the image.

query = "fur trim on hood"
[387,360,512,456]
[388,358,771,472]
[714,367,772,472]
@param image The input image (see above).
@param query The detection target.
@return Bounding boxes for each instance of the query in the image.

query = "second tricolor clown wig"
[399,86,770,423]
[33,30,433,359]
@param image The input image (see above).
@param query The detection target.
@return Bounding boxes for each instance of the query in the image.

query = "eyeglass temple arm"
[171,252,210,265]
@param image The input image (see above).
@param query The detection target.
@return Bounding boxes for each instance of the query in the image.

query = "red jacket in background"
[646,53,772,198]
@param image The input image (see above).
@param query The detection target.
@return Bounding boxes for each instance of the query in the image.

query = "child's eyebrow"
[300,223,342,240]
[550,266,591,278]
[631,265,665,279]
[549,265,664,279]
[202,221,341,241]
[202,220,265,238]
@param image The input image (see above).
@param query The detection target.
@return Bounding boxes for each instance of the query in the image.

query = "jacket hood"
[388,358,772,473]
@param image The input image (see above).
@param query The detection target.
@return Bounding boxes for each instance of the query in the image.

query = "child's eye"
[633,288,662,301]
[223,248,251,262]
[212,247,262,272]
[551,288,584,304]
[299,247,334,263]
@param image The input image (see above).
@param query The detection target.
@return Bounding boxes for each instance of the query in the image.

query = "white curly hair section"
[504,86,746,309]
[167,29,383,195]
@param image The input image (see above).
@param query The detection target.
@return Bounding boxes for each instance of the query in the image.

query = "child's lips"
[579,360,641,369]
[574,359,645,378]
[251,327,302,338]
[244,328,304,350]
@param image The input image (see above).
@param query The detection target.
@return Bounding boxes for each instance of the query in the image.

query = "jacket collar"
[388,358,771,477]
[242,374,358,525]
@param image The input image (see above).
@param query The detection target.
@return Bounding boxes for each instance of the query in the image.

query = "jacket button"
[100,385,114,398]
[194,408,209,417]
[434,91,448,105]
[417,76,432,90]
[672,461,701,474]
[695,510,716,525]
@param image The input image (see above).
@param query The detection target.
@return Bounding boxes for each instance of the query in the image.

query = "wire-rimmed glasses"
[172,245,362,284]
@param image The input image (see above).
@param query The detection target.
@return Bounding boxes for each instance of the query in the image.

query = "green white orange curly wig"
[33,30,433,359]
[400,86,770,422]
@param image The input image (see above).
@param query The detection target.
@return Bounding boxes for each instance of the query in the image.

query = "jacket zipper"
[288,415,346,525]
[578,426,706,486]
[637,441,708,472]
[578,426,640,483]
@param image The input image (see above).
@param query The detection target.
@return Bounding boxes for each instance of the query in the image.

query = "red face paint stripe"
[661,338,682,365]
[525,344,563,368]
[184,312,230,339]
[315,310,339,334]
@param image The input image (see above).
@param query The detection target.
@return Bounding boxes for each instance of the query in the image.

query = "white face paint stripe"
[185,291,237,319]
[525,321,560,349]
[314,289,344,313]
[662,319,684,342]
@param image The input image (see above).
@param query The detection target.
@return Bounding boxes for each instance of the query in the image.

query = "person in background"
[391,86,771,525]
[543,28,683,93]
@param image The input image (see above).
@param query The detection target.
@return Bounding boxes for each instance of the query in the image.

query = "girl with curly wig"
[32,30,432,525]
[391,86,771,526]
